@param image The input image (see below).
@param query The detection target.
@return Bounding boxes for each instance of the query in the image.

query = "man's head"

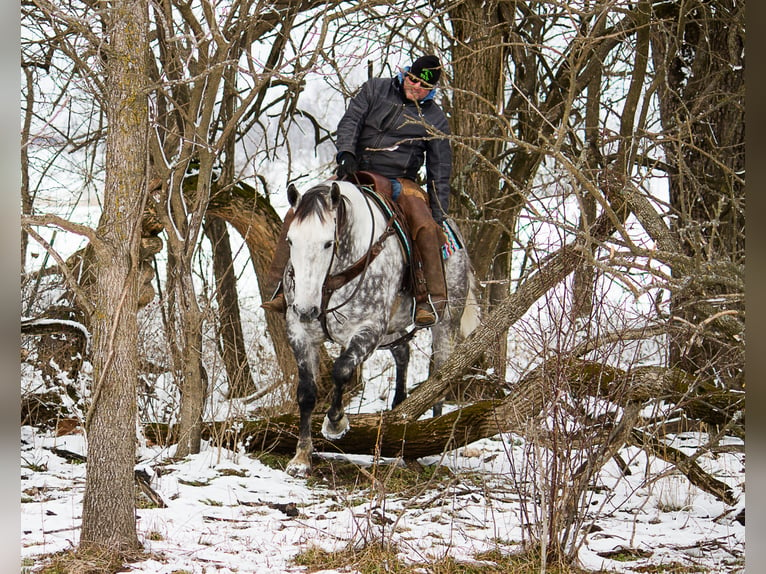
[403,55,442,101]
[408,55,442,88]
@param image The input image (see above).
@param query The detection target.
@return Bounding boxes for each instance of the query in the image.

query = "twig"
[629,428,737,505]
[22,226,95,316]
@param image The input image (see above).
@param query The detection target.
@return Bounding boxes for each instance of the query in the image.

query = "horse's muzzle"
[295,305,321,323]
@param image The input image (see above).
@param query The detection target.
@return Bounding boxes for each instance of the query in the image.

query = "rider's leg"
[396,181,448,326]
[412,222,448,326]
[260,209,294,313]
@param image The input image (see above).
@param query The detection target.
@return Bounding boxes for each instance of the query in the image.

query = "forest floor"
[21,419,745,573]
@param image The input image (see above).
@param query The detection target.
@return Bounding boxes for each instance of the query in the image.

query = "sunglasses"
[406,74,432,88]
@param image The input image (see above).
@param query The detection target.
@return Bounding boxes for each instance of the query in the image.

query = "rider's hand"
[336,152,358,179]
[432,209,446,225]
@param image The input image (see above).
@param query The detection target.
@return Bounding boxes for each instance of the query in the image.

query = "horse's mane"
[293,184,348,230]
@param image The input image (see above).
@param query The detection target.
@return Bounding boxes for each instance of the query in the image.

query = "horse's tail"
[459,265,482,338]
[443,218,482,338]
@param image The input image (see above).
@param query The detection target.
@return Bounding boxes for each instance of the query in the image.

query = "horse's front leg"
[322,328,377,440]
[286,345,319,477]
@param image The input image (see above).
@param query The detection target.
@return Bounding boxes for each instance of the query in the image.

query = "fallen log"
[145,400,511,459]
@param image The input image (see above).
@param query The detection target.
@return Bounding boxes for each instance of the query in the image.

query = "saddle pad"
[441,219,463,260]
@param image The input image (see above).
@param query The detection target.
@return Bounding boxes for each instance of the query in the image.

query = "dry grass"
[292,542,608,573]
[34,549,128,574]
[31,546,163,574]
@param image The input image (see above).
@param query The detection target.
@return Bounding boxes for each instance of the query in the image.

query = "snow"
[20,408,745,572]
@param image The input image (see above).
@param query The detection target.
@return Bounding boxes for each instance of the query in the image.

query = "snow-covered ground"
[20,409,745,572]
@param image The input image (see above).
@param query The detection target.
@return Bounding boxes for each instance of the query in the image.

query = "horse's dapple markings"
[281,180,480,477]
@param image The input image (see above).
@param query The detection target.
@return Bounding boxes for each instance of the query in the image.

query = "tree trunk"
[446,0,510,385]
[165,243,208,459]
[203,215,255,398]
[79,0,147,553]
[163,160,215,459]
[651,0,745,389]
[570,67,602,325]
[21,67,34,275]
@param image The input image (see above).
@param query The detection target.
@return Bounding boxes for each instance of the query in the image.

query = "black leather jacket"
[335,74,452,223]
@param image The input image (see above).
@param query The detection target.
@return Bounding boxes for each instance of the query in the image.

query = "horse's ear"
[287,183,299,207]
[330,182,341,207]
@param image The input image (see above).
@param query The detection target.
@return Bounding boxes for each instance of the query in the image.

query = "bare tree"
[651,0,745,396]
[77,0,148,552]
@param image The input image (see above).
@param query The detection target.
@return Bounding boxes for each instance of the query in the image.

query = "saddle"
[340,171,463,300]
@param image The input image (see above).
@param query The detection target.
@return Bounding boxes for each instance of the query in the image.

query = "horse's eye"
[324,241,333,249]
[287,238,292,246]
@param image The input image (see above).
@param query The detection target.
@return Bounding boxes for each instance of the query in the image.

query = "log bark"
[145,360,743,456]
[145,401,510,459]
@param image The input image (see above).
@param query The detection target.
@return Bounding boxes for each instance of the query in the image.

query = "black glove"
[431,205,447,225]
[336,152,358,179]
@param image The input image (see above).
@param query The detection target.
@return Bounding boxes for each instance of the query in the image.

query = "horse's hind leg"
[390,342,410,409]
[430,313,456,418]
[286,346,319,477]
[322,329,377,440]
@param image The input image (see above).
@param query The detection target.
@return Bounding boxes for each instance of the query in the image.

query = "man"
[262,54,452,327]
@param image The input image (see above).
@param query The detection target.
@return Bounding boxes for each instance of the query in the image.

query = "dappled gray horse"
[282,180,479,477]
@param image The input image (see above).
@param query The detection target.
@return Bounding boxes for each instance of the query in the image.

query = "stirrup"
[414,297,440,327]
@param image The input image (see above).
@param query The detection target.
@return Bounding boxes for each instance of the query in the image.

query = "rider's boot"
[261,211,293,314]
[413,224,448,327]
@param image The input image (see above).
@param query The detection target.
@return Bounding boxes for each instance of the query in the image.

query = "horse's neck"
[335,188,379,267]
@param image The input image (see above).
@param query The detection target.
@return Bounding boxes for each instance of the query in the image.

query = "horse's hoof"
[322,414,350,440]
[286,461,311,478]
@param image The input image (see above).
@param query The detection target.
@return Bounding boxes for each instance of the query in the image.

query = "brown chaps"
[393,179,447,308]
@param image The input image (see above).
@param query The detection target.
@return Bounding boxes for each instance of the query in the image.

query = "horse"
[281,179,480,477]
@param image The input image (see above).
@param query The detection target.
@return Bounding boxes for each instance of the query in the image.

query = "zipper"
[372,102,407,150]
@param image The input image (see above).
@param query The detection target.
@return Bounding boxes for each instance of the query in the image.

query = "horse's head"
[286,182,343,322]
